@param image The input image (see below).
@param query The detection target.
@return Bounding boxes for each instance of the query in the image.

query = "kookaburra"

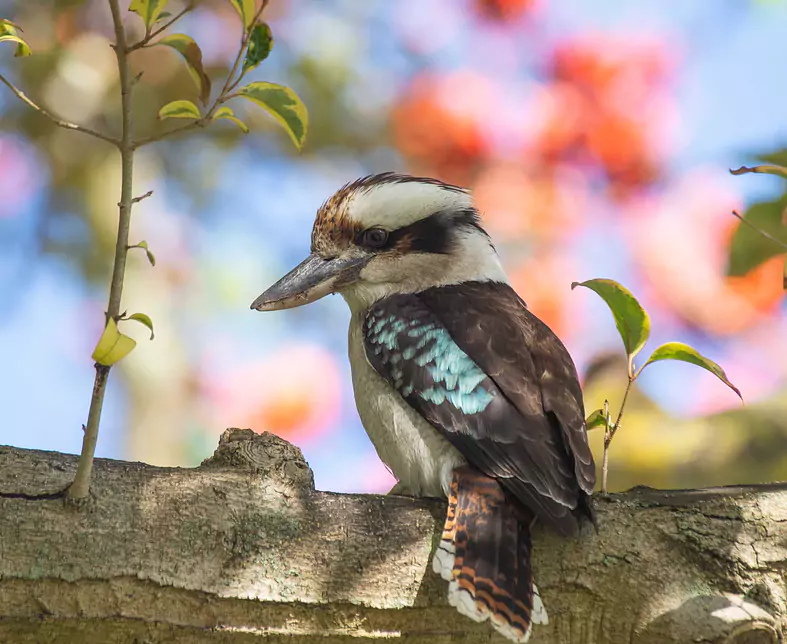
[252,173,596,642]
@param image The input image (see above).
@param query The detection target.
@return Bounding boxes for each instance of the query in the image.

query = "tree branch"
[68,0,137,500]
[2,429,785,643]
[132,119,206,147]
[601,377,633,494]
[0,72,118,145]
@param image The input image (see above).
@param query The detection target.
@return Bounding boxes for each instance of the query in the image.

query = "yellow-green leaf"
[129,0,170,29]
[92,318,137,366]
[0,21,31,57]
[132,240,156,266]
[571,278,650,362]
[157,34,211,105]
[213,106,249,133]
[640,342,742,400]
[243,22,273,72]
[585,409,606,431]
[229,0,257,29]
[126,312,155,340]
[237,81,307,149]
[158,99,201,120]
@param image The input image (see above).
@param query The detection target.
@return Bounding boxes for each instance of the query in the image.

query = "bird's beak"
[251,252,368,311]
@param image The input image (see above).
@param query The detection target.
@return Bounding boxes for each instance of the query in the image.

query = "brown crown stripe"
[311,172,468,254]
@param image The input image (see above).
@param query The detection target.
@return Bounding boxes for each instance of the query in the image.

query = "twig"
[601,378,633,495]
[0,72,118,146]
[133,0,269,148]
[128,2,196,52]
[131,190,154,204]
[731,210,787,251]
[133,119,206,147]
[69,0,137,500]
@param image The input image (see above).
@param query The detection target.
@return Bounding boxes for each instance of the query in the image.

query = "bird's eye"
[361,227,389,248]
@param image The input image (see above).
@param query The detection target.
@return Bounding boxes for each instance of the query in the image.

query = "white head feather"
[313,175,509,312]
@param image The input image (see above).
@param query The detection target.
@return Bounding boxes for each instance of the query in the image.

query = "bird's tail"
[432,466,547,643]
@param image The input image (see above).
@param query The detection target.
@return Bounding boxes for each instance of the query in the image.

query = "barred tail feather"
[434,466,547,643]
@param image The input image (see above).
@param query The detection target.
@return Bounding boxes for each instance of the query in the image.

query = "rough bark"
[0,429,784,644]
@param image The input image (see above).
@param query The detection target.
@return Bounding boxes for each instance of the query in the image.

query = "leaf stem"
[730,165,787,181]
[601,377,633,494]
[215,0,268,110]
[69,0,136,500]
[0,72,118,146]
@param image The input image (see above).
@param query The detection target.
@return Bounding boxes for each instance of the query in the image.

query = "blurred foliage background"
[1,0,787,493]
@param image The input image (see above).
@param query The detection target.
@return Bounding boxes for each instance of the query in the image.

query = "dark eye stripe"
[392,208,485,254]
[354,208,486,254]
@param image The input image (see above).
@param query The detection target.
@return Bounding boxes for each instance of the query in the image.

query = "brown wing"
[364,281,595,536]
[418,281,596,531]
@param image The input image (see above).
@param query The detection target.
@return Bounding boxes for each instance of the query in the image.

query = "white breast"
[347,314,466,498]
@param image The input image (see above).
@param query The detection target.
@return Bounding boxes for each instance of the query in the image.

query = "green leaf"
[129,0,170,29]
[585,409,606,431]
[243,22,273,72]
[571,278,651,362]
[640,342,742,400]
[92,318,137,366]
[145,249,156,266]
[126,312,155,340]
[213,106,249,133]
[0,20,31,57]
[727,196,787,276]
[230,0,257,29]
[755,149,787,168]
[157,34,211,105]
[132,240,156,266]
[237,81,308,149]
[158,99,201,120]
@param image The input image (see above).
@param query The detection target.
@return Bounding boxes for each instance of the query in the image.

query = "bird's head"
[251,173,508,313]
